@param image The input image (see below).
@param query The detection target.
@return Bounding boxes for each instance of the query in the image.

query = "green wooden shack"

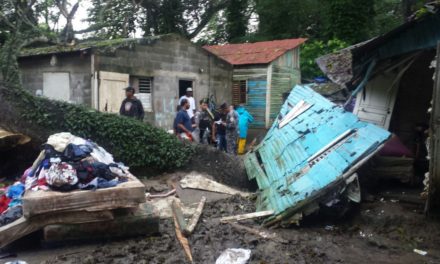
[204,38,306,128]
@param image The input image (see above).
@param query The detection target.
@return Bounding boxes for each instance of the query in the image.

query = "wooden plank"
[42,203,159,243]
[220,210,274,223]
[179,174,251,197]
[171,200,187,231]
[0,210,114,248]
[183,196,206,236]
[173,211,193,263]
[22,174,145,218]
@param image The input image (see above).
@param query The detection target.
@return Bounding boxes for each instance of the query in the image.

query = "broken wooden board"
[172,200,187,231]
[180,173,251,197]
[0,210,114,248]
[42,203,159,243]
[183,196,206,236]
[147,196,197,219]
[22,174,145,218]
[220,210,274,223]
[173,212,193,263]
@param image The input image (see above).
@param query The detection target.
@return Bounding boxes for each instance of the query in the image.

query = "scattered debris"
[183,196,206,236]
[220,210,274,223]
[180,173,251,197]
[413,249,427,256]
[5,261,27,264]
[227,222,288,244]
[324,225,335,231]
[145,189,176,200]
[215,248,251,264]
[245,85,391,226]
[0,133,157,248]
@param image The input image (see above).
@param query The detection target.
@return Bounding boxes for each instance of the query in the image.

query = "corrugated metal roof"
[203,38,307,66]
[244,84,391,225]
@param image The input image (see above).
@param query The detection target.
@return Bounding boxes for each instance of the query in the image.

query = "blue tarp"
[244,84,391,225]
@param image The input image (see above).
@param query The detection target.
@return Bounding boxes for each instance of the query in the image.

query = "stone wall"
[19,53,92,106]
[95,35,233,129]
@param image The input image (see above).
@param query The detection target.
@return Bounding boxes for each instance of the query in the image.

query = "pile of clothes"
[24,132,130,192]
[0,183,25,227]
[0,133,131,228]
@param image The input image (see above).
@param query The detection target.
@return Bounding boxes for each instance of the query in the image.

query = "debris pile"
[245,84,391,226]
[0,132,158,248]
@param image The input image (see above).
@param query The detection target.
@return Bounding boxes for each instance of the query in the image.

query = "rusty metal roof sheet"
[244,84,391,226]
[203,38,307,65]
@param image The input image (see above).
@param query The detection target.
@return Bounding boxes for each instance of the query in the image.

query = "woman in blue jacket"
[235,105,254,154]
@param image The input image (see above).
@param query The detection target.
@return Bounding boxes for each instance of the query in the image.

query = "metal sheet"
[244,84,391,225]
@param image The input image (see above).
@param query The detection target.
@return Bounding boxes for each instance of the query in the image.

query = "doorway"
[179,80,193,97]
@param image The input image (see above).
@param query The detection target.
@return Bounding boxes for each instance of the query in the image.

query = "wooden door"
[99,71,129,113]
[353,72,399,129]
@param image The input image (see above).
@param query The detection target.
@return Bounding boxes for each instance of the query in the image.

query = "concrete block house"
[204,38,306,128]
[18,34,232,129]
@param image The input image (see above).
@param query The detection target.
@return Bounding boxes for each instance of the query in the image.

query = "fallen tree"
[0,83,194,169]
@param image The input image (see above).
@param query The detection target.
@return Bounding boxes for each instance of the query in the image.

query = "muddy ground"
[2,142,440,263]
[3,185,440,264]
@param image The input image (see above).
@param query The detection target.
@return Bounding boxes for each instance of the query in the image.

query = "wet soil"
[5,188,440,264]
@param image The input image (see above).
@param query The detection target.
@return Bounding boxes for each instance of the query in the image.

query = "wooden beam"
[220,210,274,223]
[171,200,187,231]
[183,196,206,236]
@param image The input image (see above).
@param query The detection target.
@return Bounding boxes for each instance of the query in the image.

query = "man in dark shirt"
[119,87,145,121]
[212,103,228,152]
[174,99,193,141]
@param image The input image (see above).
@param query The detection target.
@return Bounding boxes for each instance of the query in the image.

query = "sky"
[72,1,91,31]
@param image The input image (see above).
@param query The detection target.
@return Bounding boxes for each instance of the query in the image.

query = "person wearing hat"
[179,88,196,119]
[119,86,145,121]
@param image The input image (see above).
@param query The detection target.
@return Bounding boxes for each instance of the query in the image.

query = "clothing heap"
[0,183,25,227]
[23,132,130,193]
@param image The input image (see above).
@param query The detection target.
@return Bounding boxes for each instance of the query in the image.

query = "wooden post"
[427,43,440,213]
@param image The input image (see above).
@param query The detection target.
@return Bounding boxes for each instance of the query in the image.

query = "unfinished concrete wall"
[18,53,92,106]
[95,35,233,129]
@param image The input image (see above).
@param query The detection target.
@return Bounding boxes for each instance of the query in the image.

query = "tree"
[0,0,195,170]
[224,0,249,42]
[254,0,321,41]
[324,0,376,44]
[86,0,232,40]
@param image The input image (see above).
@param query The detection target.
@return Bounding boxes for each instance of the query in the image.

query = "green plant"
[3,86,194,170]
[300,38,349,80]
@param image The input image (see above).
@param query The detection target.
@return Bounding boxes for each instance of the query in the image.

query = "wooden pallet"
[22,174,146,218]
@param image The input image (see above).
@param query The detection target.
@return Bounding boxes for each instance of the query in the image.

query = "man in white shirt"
[179,87,196,119]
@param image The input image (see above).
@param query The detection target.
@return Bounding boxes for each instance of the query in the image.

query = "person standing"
[174,99,193,141]
[236,104,254,154]
[119,86,145,121]
[198,99,214,144]
[212,103,228,152]
[226,105,239,155]
[179,87,196,119]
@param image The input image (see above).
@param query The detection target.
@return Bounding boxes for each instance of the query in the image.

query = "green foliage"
[324,0,375,44]
[225,0,249,43]
[5,87,194,169]
[300,38,349,80]
[255,0,322,40]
